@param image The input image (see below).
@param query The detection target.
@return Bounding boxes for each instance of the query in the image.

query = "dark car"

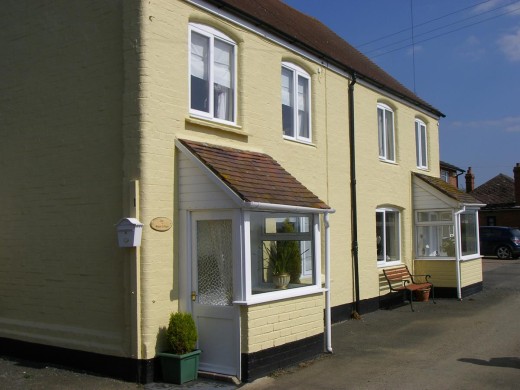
[479,226,520,259]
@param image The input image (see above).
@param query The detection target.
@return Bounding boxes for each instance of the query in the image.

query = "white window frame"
[376,207,401,267]
[415,210,455,258]
[281,62,312,143]
[189,23,237,125]
[238,211,323,305]
[415,119,428,169]
[377,103,396,162]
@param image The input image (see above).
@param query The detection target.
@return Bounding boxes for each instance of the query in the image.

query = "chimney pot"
[514,163,520,206]
[465,167,474,193]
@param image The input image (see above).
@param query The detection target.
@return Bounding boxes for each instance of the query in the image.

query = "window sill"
[233,285,325,306]
[377,260,401,268]
[186,116,248,136]
[379,158,397,165]
[283,136,316,148]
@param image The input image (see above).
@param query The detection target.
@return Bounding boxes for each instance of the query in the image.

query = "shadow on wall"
[458,357,520,369]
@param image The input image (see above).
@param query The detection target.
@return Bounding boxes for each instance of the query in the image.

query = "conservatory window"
[460,211,478,257]
[376,208,401,266]
[415,211,454,257]
[249,212,316,294]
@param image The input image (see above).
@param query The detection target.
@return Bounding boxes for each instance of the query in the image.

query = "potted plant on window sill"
[264,240,301,289]
[157,312,201,385]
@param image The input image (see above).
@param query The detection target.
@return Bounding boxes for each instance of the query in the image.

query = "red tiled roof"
[179,139,330,210]
[471,174,515,206]
[208,0,443,117]
[414,173,482,205]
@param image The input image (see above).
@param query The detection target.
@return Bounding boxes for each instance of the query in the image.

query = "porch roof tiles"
[179,139,330,210]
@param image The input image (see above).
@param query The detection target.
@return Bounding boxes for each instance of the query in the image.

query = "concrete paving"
[1,258,519,389]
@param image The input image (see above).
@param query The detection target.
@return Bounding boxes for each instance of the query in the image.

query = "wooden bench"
[383,265,435,311]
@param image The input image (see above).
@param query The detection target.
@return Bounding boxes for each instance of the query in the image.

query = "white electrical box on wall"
[116,218,143,247]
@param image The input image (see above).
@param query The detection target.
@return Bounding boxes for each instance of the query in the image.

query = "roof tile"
[179,139,331,210]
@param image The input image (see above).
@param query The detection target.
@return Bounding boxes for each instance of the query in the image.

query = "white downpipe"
[324,213,332,353]
[454,206,466,300]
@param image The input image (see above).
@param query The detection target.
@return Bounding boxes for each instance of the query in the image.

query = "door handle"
[191,291,197,301]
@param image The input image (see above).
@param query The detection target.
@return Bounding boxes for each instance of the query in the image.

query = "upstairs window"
[415,119,428,169]
[377,103,395,162]
[189,24,236,123]
[281,63,311,142]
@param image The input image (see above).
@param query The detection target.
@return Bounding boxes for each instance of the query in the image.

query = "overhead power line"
[357,0,493,48]
[369,2,520,59]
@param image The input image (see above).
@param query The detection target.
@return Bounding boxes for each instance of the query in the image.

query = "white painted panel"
[413,180,453,209]
[178,154,235,210]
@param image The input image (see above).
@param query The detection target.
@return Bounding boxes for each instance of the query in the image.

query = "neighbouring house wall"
[240,294,324,354]
[353,86,440,301]
[479,210,520,228]
[0,1,130,356]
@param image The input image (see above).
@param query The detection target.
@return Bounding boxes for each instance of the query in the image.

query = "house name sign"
[150,217,172,232]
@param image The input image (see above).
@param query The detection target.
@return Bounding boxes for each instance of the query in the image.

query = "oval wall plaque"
[150,217,172,232]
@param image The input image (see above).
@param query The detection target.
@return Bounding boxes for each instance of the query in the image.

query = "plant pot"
[272,273,290,289]
[157,349,201,384]
[414,288,430,302]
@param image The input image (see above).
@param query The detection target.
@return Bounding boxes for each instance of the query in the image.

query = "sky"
[283,0,520,188]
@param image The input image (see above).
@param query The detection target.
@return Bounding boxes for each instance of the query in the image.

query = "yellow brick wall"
[0,1,131,356]
[240,294,325,354]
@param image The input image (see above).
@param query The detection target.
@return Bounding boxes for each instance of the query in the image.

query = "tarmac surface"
[1,258,519,389]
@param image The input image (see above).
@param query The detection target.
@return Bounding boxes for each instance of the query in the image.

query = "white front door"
[190,211,239,377]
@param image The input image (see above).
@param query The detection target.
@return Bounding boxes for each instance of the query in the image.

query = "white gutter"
[246,201,335,215]
[324,213,333,353]
[454,206,466,300]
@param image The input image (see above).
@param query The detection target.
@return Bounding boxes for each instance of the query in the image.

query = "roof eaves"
[203,0,444,118]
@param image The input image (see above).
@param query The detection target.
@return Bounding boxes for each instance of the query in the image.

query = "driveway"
[1,258,519,389]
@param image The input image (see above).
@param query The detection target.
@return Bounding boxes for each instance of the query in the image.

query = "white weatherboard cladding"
[413,178,455,209]
[178,153,236,210]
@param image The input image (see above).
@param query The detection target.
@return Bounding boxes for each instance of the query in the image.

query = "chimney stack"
[514,163,520,206]
[465,167,474,193]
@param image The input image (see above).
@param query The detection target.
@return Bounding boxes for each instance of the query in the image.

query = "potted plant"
[157,312,201,384]
[264,220,302,288]
[442,235,456,257]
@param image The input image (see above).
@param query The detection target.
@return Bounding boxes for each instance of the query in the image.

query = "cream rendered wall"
[415,259,482,288]
[353,85,440,299]
[0,1,132,357]
[136,0,352,357]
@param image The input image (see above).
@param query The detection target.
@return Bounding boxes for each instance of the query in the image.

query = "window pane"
[376,212,384,261]
[377,108,385,157]
[191,32,209,112]
[420,124,427,167]
[250,213,314,294]
[385,211,399,261]
[281,68,294,137]
[385,110,394,161]
[417,225,455,257]
[415,121,421,166]
[213,39,234,121]
[297,76,309,139]
[460,212,478,256]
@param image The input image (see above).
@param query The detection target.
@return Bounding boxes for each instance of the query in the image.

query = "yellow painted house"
[0,0,484,383]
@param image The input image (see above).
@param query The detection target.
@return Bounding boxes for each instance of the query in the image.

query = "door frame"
[184,209,241,378]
